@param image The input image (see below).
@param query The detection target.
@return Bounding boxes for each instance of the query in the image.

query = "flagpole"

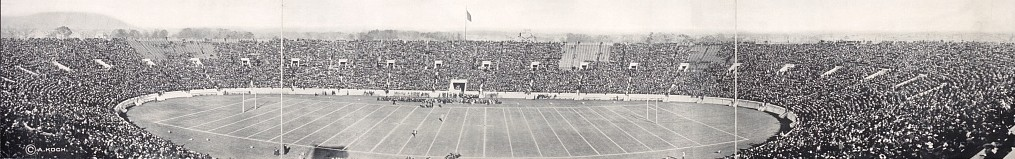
[733,0,740,157]
[279,0,286,154]
[464,5,468,41]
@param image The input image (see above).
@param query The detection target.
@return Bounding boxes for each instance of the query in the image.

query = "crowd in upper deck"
[2,38,1012,158]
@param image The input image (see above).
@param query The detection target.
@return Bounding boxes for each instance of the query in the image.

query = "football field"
[128,95,780,159]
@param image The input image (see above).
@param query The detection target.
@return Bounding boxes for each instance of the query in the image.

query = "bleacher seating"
[1,38,1012,158]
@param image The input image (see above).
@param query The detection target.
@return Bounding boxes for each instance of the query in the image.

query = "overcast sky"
[2,0,1012,33]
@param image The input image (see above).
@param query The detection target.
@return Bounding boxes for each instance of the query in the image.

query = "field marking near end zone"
[184,98,297,129]
[147,101,767,158]
[155,97,256,123]
[317,105,387,145]
[434,103,648,109]
[569,107,628,153]
[153,119,748,159]
[289,104,373,144]
[536,108,573,157]
[204,99,310,131]
[368,106,419,152]
[449,138,751,159]
[502,108,515,157]
[341,105,404,147]
[599,107,677,148]
[396,106,437,154]
[552,108,601,155]
[423,108,454,156]
[245,101,334,138]
[482,107,488,157]
[657,105,749,140]
[518,108,544,157]
[221,100,316,133]
[617,106,704,145]
[581,107,652,151]
[453,107,471,153]
[343,104,401,147]
[267,103,354,141]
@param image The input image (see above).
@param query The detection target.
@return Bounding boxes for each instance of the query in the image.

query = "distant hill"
[1,12,136,31]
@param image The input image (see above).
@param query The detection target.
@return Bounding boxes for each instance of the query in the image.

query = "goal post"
[645,99,660,123]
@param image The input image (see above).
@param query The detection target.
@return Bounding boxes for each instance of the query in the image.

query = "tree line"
[2,26,255,40]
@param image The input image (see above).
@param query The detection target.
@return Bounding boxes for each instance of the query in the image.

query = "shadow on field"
[305,145,349,159]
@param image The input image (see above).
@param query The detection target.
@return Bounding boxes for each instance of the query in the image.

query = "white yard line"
[269,103,354,141]
[456,138,750,159]
[536,108,572,157]
[344,105,404,147]
[570,108,627,153]
[157,120,748,159]
[396,107,437,154]
[482,107,488,157]
[152,120,434,158]
[156,97,256,123]
[583,107,652,150]
[519,108,544,157]
[152,104,757,159]
[208,100,310,132]
[601,107,677,148]
[659,106,748,140]
[368,106,420,152]
[502,108,515,158]
[219,100,314,133]
[618,106,703,145]
[454,107,471,153]
[552,108,600,155]
[318,105,388,144]
[246,101,334,137]
[424,108,454,156]
[223,100,318,135]
[290,104,372,143]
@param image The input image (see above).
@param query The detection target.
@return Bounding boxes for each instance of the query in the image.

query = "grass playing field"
[128,95,781,159]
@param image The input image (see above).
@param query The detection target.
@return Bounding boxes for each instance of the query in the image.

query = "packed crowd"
[724,42,1015,158]
[2,38,1013,158]
[2,38,211,158]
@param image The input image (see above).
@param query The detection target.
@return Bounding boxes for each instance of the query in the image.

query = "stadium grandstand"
[2,37,1013,158]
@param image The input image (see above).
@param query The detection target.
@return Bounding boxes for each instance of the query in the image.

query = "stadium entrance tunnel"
[122,88,796,159]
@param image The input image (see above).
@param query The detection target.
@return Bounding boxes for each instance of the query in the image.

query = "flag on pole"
[466,10,472,22]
